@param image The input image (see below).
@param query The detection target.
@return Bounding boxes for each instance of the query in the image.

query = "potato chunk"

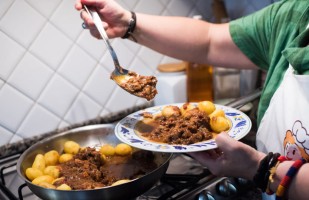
[63,141,80,154]
[44,150,60,166]
[57,184,72,190]
[43,166,60,179]
[197,101,216,115]
[115,143,132,156]
[32,154,46,172]
[25,167,43,181]
[58,153,73,163]
[210,116,230,133]
[32,175,54,185]
[100,144,115,156]
[161,105,181,118]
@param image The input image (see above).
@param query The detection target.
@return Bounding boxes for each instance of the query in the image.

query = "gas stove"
[0,89,262,200]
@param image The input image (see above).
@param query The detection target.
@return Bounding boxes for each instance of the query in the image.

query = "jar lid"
[157,62,188,73]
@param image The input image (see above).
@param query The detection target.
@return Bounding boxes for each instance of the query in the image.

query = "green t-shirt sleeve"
[229,2,282,70]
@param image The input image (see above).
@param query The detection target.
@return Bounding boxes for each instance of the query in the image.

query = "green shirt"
[230,0,309,126]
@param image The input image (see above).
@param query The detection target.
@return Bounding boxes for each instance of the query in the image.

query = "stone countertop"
[0,102,153,158]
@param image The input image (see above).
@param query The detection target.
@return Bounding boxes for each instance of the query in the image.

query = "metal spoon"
[83,6,157,100]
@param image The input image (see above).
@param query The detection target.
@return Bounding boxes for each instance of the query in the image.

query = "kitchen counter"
[0,102,153,158]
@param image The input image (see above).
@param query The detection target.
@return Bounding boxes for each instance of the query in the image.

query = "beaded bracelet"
[275,158,307,200]
[122,11,137,42]
[266,156,287,195]
[253,152,280,192]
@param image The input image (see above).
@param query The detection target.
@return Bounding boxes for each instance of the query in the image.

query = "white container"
[154,71,187,106]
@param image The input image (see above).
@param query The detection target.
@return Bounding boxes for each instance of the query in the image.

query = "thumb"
[215,132,237,153]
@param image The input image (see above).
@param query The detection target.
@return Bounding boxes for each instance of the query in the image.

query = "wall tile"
[135,0,164,14]
[16,104,61,138]
[26,0,62,18]
[37,74,79,117]
[64,92,101,124]
[83,65,116,105]
[0,84,33,132]
[0,0,14,19]
[7,52,53,100]
[167,0,194,17]
[50,0,83,40]
[29,23,73,70]
[0,126,14,146]
[104,86,139,113]
[0,0,46,47]
[138,47,164,72]
[0,31,25,80]
[58,45,97,88]
[130,55,156,77]
[76,31,107,61]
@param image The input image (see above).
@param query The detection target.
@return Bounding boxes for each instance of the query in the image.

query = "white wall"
[0,0,276,146]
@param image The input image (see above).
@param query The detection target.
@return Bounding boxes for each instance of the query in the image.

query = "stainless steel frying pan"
[17,124,172,200]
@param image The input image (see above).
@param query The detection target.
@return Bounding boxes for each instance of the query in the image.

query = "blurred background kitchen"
[0,0,277,149]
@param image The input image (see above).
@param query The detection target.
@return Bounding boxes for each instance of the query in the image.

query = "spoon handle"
[83,6,122,70]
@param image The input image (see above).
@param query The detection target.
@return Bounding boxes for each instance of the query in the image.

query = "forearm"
[269,162,309,200]
[132,14,210,63]
[130,13,257,69]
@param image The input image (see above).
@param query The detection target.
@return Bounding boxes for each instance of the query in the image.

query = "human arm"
[75,0,258,70]
[189,133,309,200]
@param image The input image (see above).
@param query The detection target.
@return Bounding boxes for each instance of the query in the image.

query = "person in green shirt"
[75,0,309,199]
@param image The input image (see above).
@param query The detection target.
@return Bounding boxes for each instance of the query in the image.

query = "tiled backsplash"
[0,0,276,147]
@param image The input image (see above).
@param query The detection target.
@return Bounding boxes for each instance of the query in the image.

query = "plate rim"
[115,103,252,153]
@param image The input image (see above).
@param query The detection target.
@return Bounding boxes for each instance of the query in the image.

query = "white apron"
[256,65,309,161]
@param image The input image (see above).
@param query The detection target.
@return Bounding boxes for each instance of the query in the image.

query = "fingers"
[75,0,83,10]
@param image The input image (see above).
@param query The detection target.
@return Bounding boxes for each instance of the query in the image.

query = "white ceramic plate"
[115,103,252,153]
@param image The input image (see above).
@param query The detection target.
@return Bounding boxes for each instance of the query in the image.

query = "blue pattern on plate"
[115,104,251,153]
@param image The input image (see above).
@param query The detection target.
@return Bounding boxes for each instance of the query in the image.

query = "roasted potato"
[115,143,132,156]
[58,153,73,163]
[43,166,60,179]
[180,103,196,115]
[32,175,54,185]
[209,108,225,118]
[52,177,65,185]
[37,182,56,189]
[63,141,80,154]
[161,105,181,118]
[32,154,46,172]
[210,116,230,133]
[57,184,72,190]
[25,167,43,181]
[100,144,115,156]
[44,150,60,166]
[197,101,216,115]
[111,179,130,186]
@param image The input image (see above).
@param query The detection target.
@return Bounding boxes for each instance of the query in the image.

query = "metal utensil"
[83,6,158,100]
[82,6,133,86]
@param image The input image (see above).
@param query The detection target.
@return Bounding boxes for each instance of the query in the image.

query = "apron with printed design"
[256,65,309,162]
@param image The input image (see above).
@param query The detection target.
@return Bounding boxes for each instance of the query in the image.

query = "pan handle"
[224,87,262,109]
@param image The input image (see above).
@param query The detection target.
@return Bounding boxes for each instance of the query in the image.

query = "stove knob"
[196,190,215,200]
[215,179,237,197]
[235,177,250,186]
